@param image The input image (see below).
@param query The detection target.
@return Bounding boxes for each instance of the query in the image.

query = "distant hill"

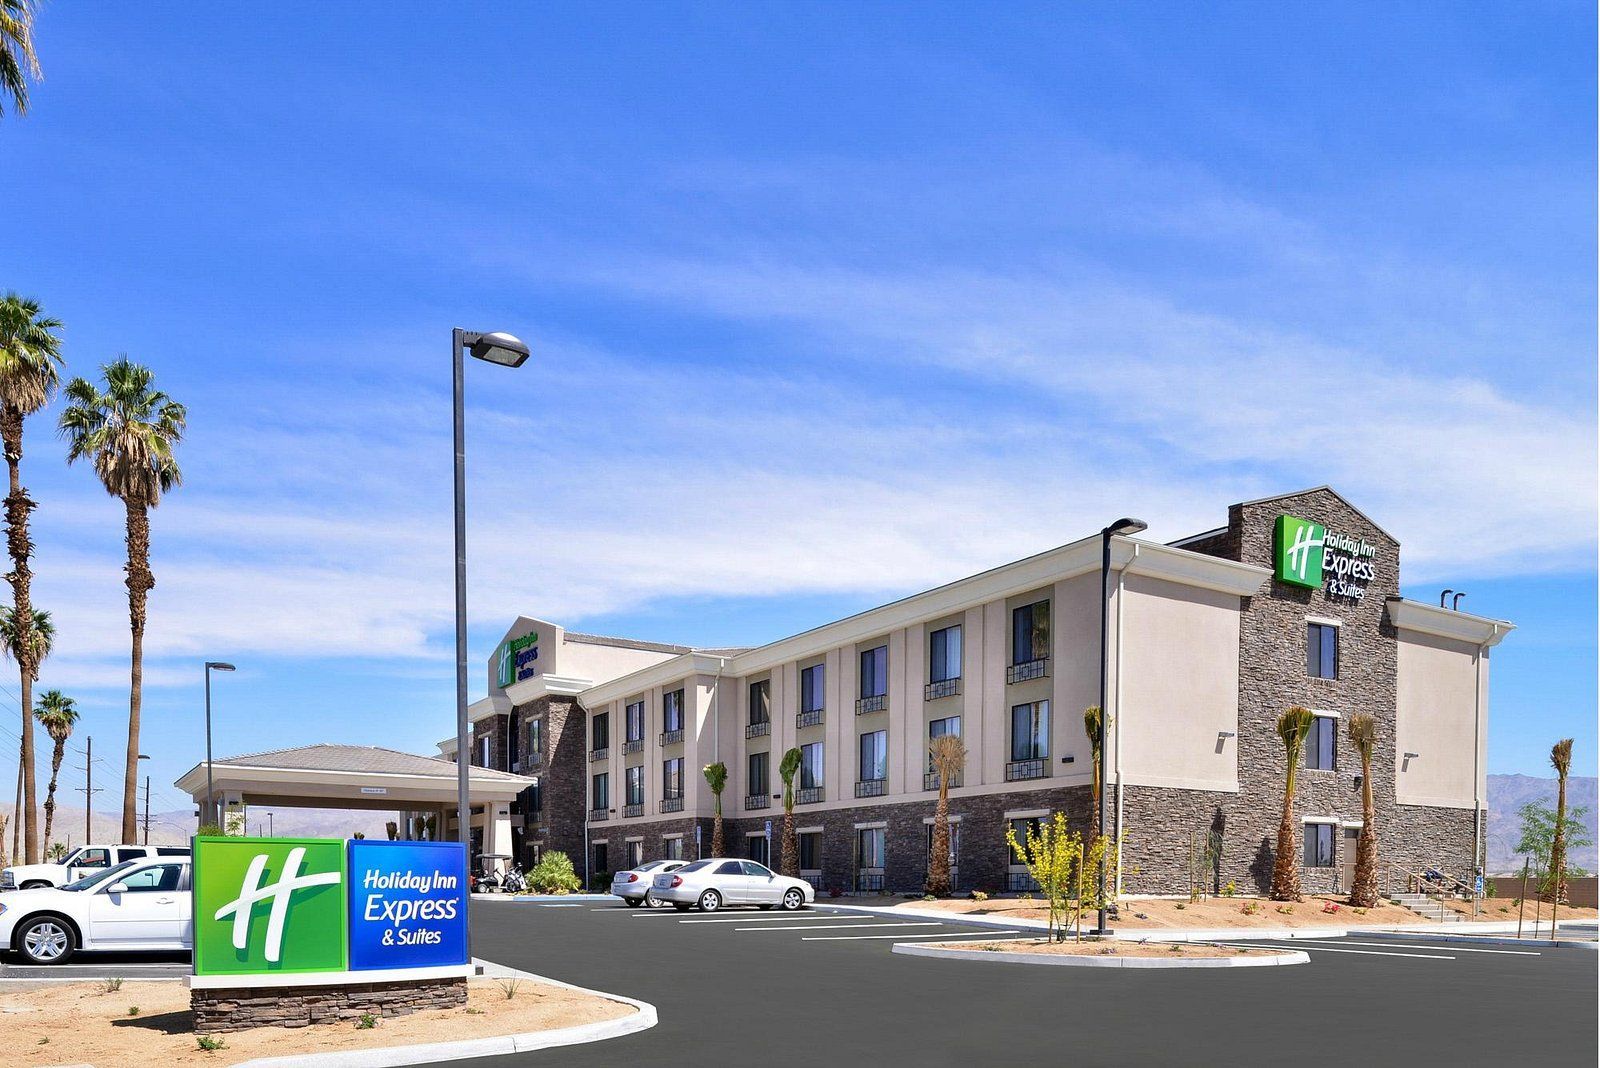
[2,801,394,859]
[1486,774,1597,874]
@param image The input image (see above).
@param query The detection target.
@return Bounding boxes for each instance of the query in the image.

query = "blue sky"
[0,2,1594,823]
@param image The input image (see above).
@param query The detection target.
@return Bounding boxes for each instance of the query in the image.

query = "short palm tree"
[702,762,728,857]
[925,733,966,896]
[32,689,76,852]
[0,292,63,865]
[59,357,186,843]
[777,747,801,876]
[1345,713,1380,907]
[1549,738,1573,905]
[0,604,52,863]
[1271,706,1316,902]
[1,0,43,117]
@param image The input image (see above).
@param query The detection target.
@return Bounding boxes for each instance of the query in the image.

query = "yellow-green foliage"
[1005,813,1120,942]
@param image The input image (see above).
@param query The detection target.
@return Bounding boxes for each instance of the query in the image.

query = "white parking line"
[1290,938,1540,956]
[679,914,875,924]
[734,921,946,933]
[1228,942,1455,960]
[801,931,1025,942]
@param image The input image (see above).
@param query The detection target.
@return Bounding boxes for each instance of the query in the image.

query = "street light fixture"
[204,662,235,827]
[452,328,530,857]
[1097,517,1146,935]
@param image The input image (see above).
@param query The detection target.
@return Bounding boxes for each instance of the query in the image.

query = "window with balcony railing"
[589,747,609,762]
[1005,758,1047,782]
[924,770,963,791]
[659,798,684,813]
[745,720,770,738]
[659,728,684,746]
[796,786,825,805]
[796,708,825,729]
[622,803,643,818]
[855,694,886,714]
[589,809,610,822]
[925,677,961,701]
[1006,658,1049,684]
[622,738,644,755]
[744,794,771,810]
[1006,871,1040,893]
[855,779,886,798]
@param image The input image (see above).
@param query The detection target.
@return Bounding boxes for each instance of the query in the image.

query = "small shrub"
[1174,902,1186,911]
[1485,882,1497,900]
[969,889,989,902]
[1274,904,1295,916]
[197,1036,227,1052]
[37,1038,48,1046]
[127,1006,139,1016]
[101,977,124,993]
[1498,906,1510,913]
[1321,901,1340,915]
[1352,907,1368,916]
[1168,942,1183,952]
[922,894,936,901]
[465,1007,485,1015]
[1239,901,1261,915]
[356,1013,377,1029]
[1221,881,1237,897]
[497,978,522,1000]
[828,886,844,898]
[526,852,582,895]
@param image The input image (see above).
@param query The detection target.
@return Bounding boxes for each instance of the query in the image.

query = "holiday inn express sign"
[1274,513,1376,602]
[496,630,541,688]
[193,837,468,979]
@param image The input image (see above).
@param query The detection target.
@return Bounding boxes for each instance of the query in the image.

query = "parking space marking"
[678,914,877,924]
[1227,942,1455,960]
[734,921,945,932]
[801,931,1026,942]
[1291,938,1540,956]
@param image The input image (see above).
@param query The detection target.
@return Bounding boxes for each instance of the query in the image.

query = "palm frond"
[1550,738,1573,778]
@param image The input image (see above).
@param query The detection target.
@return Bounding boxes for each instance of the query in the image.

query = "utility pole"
[73,737,103,844]
[142,775,151,845]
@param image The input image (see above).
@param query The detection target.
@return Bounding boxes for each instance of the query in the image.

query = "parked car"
[0,857,192,965]
[651,858,813,912]
[610,859,688,907]
[1,843,191,892]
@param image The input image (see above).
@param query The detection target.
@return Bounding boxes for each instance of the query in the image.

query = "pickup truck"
[1,843,190,891]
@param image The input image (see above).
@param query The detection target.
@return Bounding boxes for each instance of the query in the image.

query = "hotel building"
[444,487,1511,896]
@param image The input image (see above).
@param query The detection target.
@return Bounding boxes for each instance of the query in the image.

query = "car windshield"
[56,847,87,867]
[676,860,710,873]
[60,860,139,892]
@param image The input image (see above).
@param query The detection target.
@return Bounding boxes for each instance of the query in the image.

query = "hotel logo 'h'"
[1274,514,1326,589]
[213,846,342,964]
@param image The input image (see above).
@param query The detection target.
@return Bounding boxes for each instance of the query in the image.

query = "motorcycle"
[502,863,527,895]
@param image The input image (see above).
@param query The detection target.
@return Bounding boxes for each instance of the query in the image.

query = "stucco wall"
[1395,630,1486,808]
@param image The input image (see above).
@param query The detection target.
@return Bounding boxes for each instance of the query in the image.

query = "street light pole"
[1097,517,1146,935]
[450,329,531,857]
[204,662,235,827]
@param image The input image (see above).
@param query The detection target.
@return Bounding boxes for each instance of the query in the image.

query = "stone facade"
[191,977,467,1033]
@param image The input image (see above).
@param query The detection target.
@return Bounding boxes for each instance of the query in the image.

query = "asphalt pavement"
[455,900,1600,1068]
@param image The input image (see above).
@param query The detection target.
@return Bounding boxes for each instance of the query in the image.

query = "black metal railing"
[924,770,963,791]
[622,738,644,755]
[622,803,644,818]
[854,779,887,798]
[856,871,885,892]
[660,797,684,813]
[589,809,610,822]
[801,872,824,891]
[1007,658,1050,684]
[796,786,825,805]
[924,678,961,701]
[1006,872,1040,893]
[589,748,609,762]
[796,708,825,729]
[855,694,887,714]
[659,729,684,746]
[744,794,771,810]
[1005,758,1047,782]
[745,720,770,739]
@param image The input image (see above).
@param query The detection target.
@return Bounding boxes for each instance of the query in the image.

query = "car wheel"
[672,902,692,912]
[623,895,644,908]
[16,915,75,965]
[781,888,805,911]
[698,889,722,912]
[19,881,51,890]
[645,891,667,908]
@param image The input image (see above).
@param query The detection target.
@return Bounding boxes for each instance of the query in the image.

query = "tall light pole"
[204,662,235,827]
[1098,517,1146,934]
[138,753,150,845]
[451,329,530,854]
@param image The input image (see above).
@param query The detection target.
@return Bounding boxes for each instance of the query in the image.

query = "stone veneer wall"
[191,977,467,1033]
[517,695,587,864]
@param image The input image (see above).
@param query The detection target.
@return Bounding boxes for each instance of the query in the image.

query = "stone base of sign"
[192,976,467,1033]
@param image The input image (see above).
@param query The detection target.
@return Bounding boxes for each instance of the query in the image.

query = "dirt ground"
[1,977,632,1067]
[930,939,1279,958]
[888,893,1510,929]
[1443,895,1598,922]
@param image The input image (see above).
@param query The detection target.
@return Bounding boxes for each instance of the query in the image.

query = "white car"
[651,858,813,912]
[0,857,192,965]
[2,843,190,891]
[610,859,688,907]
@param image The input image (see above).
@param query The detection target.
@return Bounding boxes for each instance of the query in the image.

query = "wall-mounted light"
[1218,731,1237,739]
[1061,755,1075,764]
[1402,751,1419,772]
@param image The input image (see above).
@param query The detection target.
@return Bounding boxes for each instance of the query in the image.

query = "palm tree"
[1271,706,1316,902]
[777,747,801,876]
[1345,713,1379,908]
[702,762,727,857]
[32,689,76,852]
[1549,738,1573,906]
[59,357,186,843]
[925,733,966,896]
[0,603,52,862]
[0,293,62,865]
[1,0,43,117]
[1083,706,1104,821]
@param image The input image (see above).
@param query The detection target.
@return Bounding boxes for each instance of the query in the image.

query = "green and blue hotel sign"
[496,630,541,688]
[192,837,468,981]
[1274,513,1376,602]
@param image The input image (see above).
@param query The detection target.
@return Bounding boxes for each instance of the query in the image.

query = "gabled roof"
[1233,485,1398,543]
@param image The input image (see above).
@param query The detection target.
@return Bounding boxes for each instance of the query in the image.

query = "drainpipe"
[1471,625,1498,908]
[1112,544,1136,897]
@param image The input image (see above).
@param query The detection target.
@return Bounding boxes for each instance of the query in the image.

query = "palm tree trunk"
[1271,779,1301,901]
[927,783,951,896]
[1350,748,1379,908]
[710,794,724,858]
[42,734,65,849]
[121,499,155,844]
[1551,771,1568,906]
[780,803,797,876]
[2,409,40,864]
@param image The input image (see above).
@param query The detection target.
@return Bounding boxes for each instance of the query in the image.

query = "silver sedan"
[651,858,813,912]
[610,859,687,907]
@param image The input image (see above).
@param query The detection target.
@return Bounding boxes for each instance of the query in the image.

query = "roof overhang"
[503,673,594,706]
[576,653,732,710]
[468,694,512,723]
[174,761,537,808]
[1385,598,1514,648]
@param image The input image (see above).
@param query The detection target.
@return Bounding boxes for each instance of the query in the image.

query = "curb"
[229,968,656,1068]
[891,941,1310,969]
[472,893,616,903]
[1362,931,1599,950]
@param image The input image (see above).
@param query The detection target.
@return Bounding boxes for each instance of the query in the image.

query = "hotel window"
[475,734,491,768]
[1007,817,1042,888]
[664,837,684,860]
[528,781,543,814]
[593,842,608,875]
[749,679,771,724]
[625,766,645,807]
[592,711,609,750]
[1305,714,1338,771]
[663,689,685,733]
[926,821,959,868]
[859,730,887,782]
[799,831,822,872]
[591,772,610,811]
[1307,622,1339,680]
[663,757,684,800]
[1011,600,1050,665]
[929,625,963,683]
[928,716,962,778]
[527,719,543,759]
[857,827,885,868]
[747,835,771,866]
[748,751,769,797]
[626,700,645,742]
[1010,700,1050,761]
[859,646,888,699]
[1304,823,1336,868]
[625,841,643,869]
[800,664,826,713]
[800,742,824,790]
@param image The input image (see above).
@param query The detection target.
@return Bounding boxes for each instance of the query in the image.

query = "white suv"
[2,844,190,892]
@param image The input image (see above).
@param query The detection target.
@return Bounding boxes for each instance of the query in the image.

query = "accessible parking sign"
[347,839,469,970]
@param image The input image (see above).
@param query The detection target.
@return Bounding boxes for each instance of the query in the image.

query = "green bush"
[527,851,582,894]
